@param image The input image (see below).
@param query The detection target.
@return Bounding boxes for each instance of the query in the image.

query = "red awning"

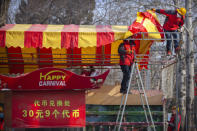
[0,24,127,74]
[0,24,128,49]
[0,10,164,74]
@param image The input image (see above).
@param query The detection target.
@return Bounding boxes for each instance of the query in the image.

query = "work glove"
[178,27,184,32]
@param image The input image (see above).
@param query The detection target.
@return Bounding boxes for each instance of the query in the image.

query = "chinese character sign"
[12,91,85,128]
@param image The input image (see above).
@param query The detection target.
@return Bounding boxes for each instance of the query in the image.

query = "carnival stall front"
[0,10,164,129]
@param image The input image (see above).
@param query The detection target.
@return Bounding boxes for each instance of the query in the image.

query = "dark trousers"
[120,65,131,91]
[165,30,180,51]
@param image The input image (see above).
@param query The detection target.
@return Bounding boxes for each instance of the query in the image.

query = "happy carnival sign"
[39,70,67,87]
[0,68,110,128]
[12,91,85,128]
[0,67,109,90]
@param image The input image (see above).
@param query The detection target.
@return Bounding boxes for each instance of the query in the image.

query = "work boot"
[120,89,127,94]
[120,88,132,94]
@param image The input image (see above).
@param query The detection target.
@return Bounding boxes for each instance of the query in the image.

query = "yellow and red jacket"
[118,41,136,66]
[156,9,185,31]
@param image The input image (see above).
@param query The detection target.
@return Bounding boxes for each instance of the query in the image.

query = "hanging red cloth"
[0,119,4,131]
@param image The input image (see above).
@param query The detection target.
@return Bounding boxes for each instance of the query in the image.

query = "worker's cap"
[177,7,186,16]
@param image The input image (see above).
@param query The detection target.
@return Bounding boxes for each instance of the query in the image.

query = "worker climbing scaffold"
[115,46,156,131]
[0,6,187,130]
[152,7,186,55]
[114,7,187,131]
[118,37,136,94]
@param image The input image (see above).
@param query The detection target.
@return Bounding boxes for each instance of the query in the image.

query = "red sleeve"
[156,9,176,16]
[131,45,136,53]
[156,9,168,16]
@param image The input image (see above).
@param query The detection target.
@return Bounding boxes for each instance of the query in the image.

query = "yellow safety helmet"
[177,7,186,16]
[171,106,180,112]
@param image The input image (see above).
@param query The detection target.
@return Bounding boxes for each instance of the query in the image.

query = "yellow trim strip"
[81,47,96,64]
[21,48,38,73]
[52,48,67,68]
[0,47,9,74]
[43,25,64,49]
[6,24,32,48]
[78,25,97,48]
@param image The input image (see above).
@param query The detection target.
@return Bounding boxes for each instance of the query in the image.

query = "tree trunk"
[171,1,187,131]
[178,51,186,131]
[185,0,195,130]
[0,0,10,27]
[161,65,175,131]
[179,10,186,131]
[176,30,186,131]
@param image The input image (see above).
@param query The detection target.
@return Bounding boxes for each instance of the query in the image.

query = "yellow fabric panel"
[0,65,9,74]
[142,18,160,40]
[23,65,38,73]
[147,10,159,23]
[6,24,32,48]
[111,40,122,64]
[43,25,64,49]
[136,12,144,23]
[21,48,38,73]
[123,31,133,39]
[52,48,67,68]
[0,47,9,74]
[111,26,129,64]
[52,65,67,69]
[110,40,121,64]
[78,25,97,48]
[81,47,96,64]
[138,40,152,54]
[137,40,152,69]
[111,25,128,41]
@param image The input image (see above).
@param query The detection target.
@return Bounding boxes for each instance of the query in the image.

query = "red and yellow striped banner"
[128,10,164,69]
[0,24,127,49]
[0,10,164,73]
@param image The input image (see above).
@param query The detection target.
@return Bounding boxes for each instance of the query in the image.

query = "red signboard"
[195,87,197,96]
[0,67,109,90]
[12,91,85,128]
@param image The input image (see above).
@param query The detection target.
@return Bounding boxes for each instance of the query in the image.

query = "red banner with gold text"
[12,90,85,128]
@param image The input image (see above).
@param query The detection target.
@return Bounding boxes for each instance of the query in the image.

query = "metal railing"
[86,122,164,131]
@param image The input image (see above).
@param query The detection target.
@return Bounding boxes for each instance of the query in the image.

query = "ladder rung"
[119,106,123,110]
[115,62,156,131]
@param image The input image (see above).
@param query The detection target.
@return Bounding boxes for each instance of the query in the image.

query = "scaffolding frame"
[0,32,182,129]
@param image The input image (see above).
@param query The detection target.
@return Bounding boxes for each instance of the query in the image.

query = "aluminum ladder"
[114,61,156,131]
